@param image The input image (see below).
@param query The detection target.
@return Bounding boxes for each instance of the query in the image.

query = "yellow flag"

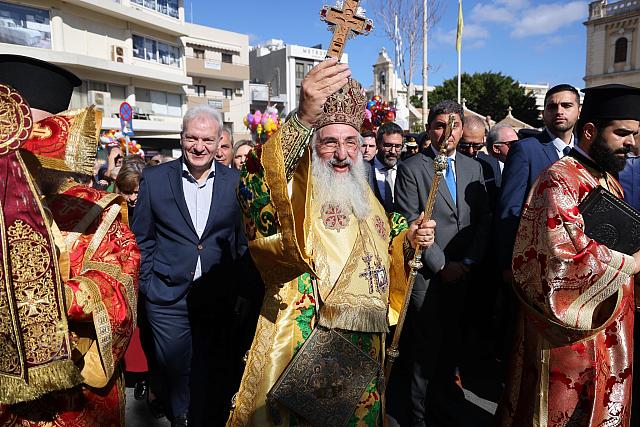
[456,0,464,53]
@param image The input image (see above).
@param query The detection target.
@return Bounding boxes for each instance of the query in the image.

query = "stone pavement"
[124,387,170,426]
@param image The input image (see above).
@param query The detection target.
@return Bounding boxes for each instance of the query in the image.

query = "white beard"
[311,149,371,220]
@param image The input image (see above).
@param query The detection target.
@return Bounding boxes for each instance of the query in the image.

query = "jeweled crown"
[315,78,367,131]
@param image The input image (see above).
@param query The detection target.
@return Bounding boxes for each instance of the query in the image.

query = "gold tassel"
[318,303,389,333]
[0,359,83,404]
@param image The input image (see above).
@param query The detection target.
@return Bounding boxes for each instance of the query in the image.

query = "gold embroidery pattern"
[8,220,66,365]
[227,283,289,426]
[72,276,114,379]
[281,116,312,182]
[0,84,32,155]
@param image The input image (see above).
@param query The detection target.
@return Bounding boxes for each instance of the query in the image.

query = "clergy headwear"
[315,78,367,131]
[0,55,81,114]
[580,84,640,123]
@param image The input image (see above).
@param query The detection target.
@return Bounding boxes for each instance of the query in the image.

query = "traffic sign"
[119,102,133,121]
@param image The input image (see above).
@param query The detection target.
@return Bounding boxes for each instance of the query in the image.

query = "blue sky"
[190,0,588,90]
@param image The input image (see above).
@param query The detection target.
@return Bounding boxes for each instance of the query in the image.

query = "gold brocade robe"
[228,119,410,427]
[496,156,635,427]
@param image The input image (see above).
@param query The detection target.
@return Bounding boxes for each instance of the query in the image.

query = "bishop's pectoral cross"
[321,0,373,61]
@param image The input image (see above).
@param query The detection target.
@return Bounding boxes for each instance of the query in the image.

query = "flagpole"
[422,0,428,128]
[456,0,463,104]
[457,45,461,104]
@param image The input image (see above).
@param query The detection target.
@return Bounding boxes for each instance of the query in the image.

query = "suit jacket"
[366,158,397,211]
[395,151,491,290]
[495,130,560,269]
[619,156,640,211]
[131,158,247,305]
[475,152,502,211]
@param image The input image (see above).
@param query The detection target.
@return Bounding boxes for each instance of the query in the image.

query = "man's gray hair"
[221,127,234,144]
[181,104,223,138]
[487,124,514,150]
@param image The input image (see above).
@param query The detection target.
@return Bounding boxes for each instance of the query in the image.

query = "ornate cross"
[17,289,49,317]
[359,253,388,294]
[321,0,373,61]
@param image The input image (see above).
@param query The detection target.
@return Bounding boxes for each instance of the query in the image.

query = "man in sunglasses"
[478,124,518,209]
[457,114,486,159]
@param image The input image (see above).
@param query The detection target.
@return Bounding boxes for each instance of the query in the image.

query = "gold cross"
[17,288,50,317]
[321,0,373,61]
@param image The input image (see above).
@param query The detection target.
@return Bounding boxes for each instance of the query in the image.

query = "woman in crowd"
[232,140,256,170]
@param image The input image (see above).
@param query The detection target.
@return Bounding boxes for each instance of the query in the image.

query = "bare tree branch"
[365,0,444,96]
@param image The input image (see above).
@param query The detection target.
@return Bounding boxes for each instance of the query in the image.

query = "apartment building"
[249,39,348,114]
[0,0,250,147]
[183,23,251,139]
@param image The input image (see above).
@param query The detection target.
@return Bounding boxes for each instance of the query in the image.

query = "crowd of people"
[1,52,640,427]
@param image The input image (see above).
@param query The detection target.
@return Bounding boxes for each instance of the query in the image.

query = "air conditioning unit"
[223,112,232,122]
[88,90,111,112]
[235,87,244,96]
[111,45,125,63]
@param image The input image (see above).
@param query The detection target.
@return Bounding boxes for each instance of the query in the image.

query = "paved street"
[125,387,170,426]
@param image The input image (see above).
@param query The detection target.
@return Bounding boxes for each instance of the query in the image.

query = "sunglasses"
[458,142,485,150]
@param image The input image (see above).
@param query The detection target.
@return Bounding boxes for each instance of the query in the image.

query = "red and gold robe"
[0,182,140,426]
[496,156,635,427]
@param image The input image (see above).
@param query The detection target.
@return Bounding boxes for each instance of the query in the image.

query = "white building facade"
[0,0,250,145]
[249,39,348,114]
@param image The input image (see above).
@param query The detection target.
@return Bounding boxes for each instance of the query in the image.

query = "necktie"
[384,167,394,210]
[562,145,572,157]
[445,157,457,205]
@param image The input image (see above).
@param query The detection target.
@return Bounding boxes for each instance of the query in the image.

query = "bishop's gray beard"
[311,149,371,220]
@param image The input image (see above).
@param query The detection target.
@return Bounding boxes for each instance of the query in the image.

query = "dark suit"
[475,152,502,211]
[495,130,561,269]
[619,156,640,426]
[366,159,395,211]
[390,150,491,426]
[132,159,246,424]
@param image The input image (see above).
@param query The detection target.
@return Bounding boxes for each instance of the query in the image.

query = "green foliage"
[428,72,542,127]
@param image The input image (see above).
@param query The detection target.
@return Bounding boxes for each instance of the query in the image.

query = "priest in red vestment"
[0,55,139,426]
[496,85,640,427]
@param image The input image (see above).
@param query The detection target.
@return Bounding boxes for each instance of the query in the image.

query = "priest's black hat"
[0,54,81,114]
[580,84,640,123]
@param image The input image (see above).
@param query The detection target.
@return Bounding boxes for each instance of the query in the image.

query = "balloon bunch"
[99,130,144,157]
[243,110,283,142]
[366,95,396,129]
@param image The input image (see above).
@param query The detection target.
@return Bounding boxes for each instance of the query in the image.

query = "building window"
[615,37,628,63]
[0,1,51,49]
[195,85,206,97]
[221,53,233,64]
[193,48,205,59]
[135,88,182,116]
[133,34,180,67]
[223,88,233,100]
[131,0,179,18]
[295,63,304,80]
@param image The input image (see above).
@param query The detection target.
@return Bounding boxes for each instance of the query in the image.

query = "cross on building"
[320,0,373,61]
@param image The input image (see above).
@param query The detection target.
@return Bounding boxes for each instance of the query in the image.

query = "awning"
[184,39,241,54]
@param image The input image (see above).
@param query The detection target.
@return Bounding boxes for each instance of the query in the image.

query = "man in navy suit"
[132,105,246,426]
[496,84,581,278]
[369,122,404,211]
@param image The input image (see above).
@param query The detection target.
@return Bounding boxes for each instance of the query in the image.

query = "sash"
[0,85,81,404]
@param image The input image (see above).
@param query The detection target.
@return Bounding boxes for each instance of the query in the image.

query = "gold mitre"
[20,107,101,176]
[315,78,367,131]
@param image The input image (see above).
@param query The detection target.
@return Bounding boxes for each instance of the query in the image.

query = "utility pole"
[421,0,428,129]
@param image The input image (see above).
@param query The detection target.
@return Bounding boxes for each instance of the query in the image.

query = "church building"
[585,0,640,87]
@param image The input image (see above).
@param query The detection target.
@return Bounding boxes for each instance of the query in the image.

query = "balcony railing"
[185,57,250,82]
[591,0,640,19]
